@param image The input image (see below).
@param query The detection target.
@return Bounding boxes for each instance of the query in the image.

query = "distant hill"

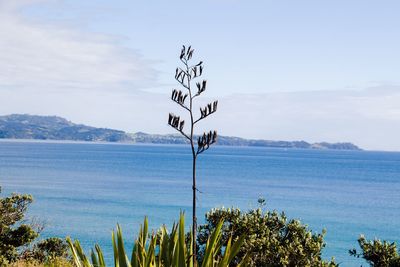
[0,114,131,142]
[0,114,361,150]
[130,132,361,150]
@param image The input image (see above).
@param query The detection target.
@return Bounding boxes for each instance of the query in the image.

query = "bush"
[197,207,337,267]
[0,187,70,266]
[0,187,38,265]
[21,237,70,264]
[349,235,400,266]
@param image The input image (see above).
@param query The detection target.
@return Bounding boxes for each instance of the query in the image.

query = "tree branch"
[196,130,217,155]
[193,110,216,125]
[194,100,218,124]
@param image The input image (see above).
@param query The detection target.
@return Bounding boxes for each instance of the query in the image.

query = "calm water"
[0,141,399,266]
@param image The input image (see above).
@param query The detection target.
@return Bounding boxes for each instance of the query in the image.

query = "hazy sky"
[0,0,400,150]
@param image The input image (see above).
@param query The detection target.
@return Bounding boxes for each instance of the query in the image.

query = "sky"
[0,0,400,150]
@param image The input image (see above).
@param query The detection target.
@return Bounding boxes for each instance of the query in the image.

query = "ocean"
[0,140,399,266]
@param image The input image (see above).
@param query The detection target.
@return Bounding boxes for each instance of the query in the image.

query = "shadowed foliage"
[21,237,70,264]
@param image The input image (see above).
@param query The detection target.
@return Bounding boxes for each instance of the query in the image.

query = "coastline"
[1,138,396,152]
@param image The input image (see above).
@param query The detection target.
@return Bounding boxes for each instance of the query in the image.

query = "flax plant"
[67,214,247,267]
[168,46,218,262]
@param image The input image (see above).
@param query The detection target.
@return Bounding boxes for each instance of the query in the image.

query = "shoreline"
[0,138,396,152]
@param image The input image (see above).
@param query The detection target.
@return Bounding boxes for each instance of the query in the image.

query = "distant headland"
[0,114,361,150]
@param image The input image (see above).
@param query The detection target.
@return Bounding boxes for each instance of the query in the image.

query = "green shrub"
[197,207,337,267]
[67,214,248,267]
[349,235,400,266]
[0,187,38,265]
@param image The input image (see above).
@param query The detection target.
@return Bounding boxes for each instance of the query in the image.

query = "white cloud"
[52,84,399,152]
[0,0,157,92]
[210,85,400,151]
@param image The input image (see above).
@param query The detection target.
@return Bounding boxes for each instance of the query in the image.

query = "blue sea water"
[0,140,399,266]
